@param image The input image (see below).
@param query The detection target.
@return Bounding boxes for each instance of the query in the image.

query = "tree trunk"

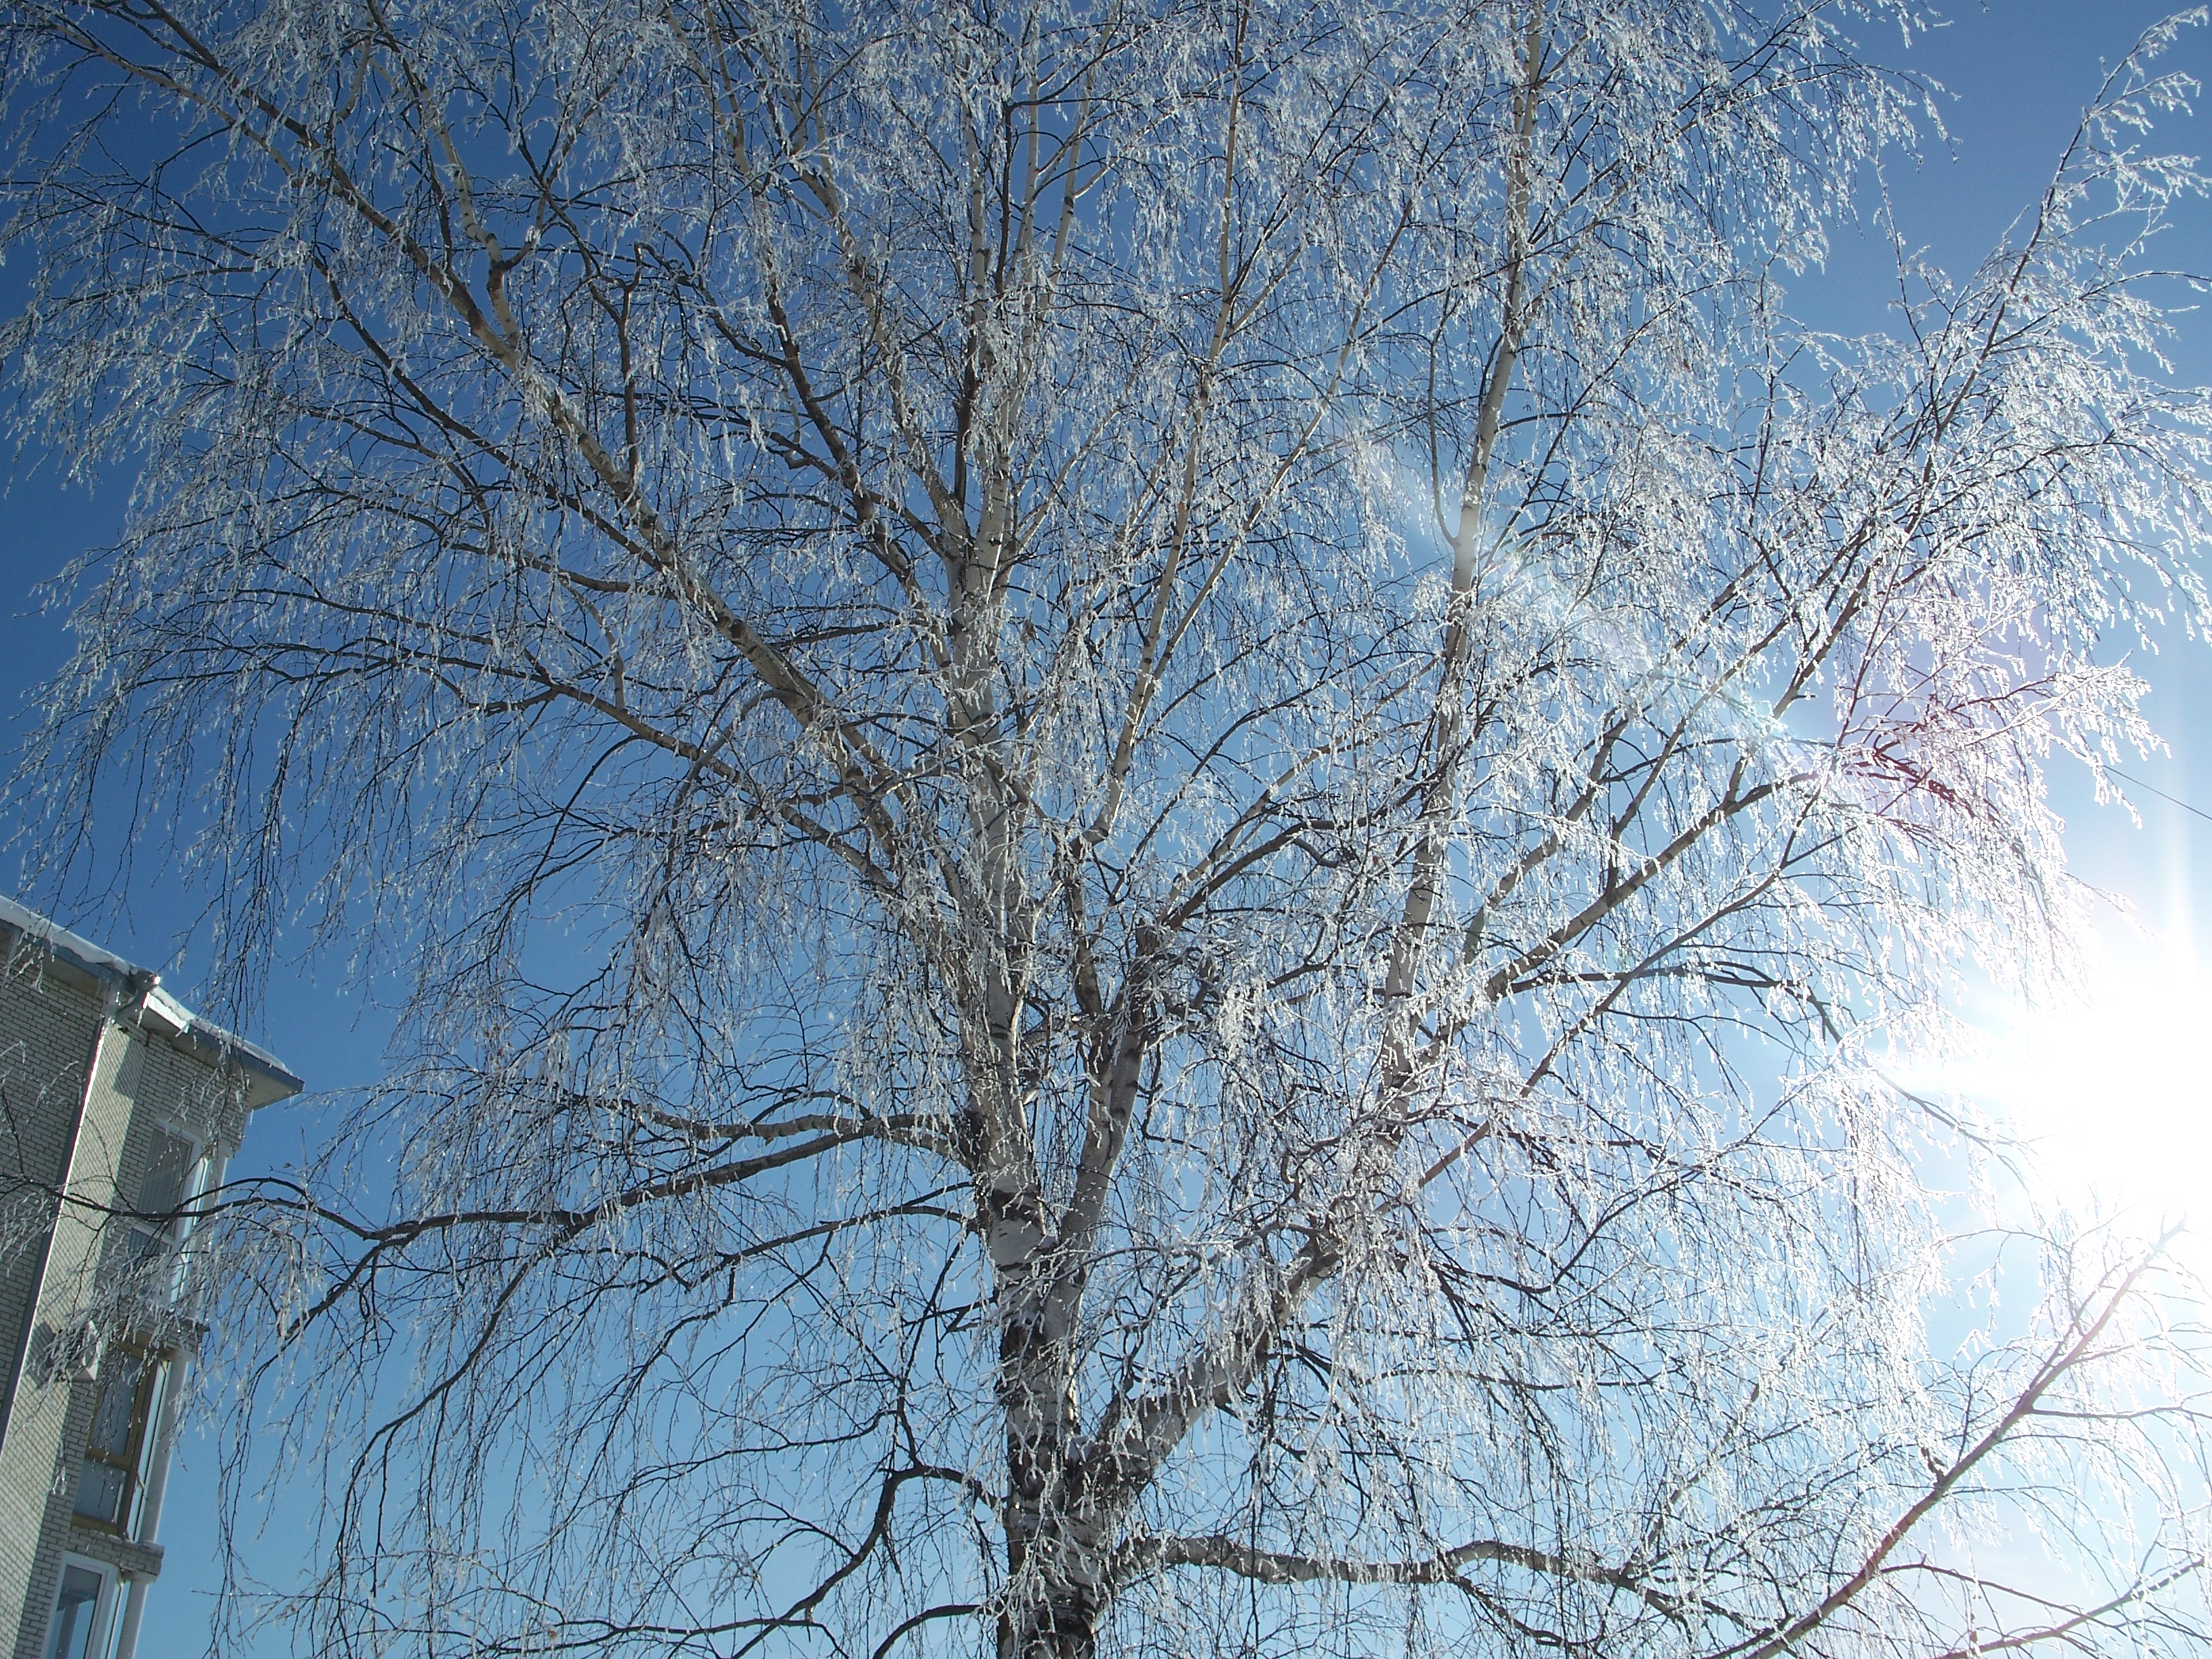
[995,1263,1110,1658]
[998,1580,1101,1659]
[999,1515,1107,1659]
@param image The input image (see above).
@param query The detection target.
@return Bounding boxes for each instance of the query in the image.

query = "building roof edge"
[0,894,304,1104]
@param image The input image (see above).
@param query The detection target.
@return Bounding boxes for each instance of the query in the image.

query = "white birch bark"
[3,3,2211,1656]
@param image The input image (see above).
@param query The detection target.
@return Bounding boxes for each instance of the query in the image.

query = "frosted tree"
[5,1,2212,1656]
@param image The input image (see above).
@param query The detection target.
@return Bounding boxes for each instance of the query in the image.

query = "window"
[135,1125,205,1242]
[129,1125,207,1299]
[72,1346,163,1534]
[43,1561,109,1659]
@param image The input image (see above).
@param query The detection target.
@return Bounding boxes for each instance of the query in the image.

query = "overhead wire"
[2107,764,2212,830]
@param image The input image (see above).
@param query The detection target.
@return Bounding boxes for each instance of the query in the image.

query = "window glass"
[45,1565,102,1659]
[138,1128,199,1229]
[73,1349,155,1531]
[71,1462,127,1528]
[83,1350,144,1456]
[130,1128,207,1296]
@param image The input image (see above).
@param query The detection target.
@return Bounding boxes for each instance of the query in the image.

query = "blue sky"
[0,2,2207,1652]
[1804,1,2212,959]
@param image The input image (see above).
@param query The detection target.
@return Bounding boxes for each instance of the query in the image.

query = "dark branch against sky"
[0,3,2205,1653]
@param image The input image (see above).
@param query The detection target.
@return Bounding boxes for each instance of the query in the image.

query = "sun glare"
[1950,947,2212,1254]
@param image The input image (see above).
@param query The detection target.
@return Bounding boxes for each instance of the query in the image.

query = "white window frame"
[43,1553,117,1659]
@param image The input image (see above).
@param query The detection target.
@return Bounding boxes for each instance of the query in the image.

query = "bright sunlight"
[1949,941,2212,1252]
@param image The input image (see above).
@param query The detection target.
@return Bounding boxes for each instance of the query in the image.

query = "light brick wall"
[0,1006,253,1658]
[0,979,124,1659]
[0,951,106,1655]
[0,911,297,1659]
[0,956,104,1419]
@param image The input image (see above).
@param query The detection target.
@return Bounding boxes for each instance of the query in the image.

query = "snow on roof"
[0,893,304,1103]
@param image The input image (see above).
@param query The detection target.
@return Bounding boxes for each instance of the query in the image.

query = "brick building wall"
[0,955,106,1652]
[0,905,300,1659]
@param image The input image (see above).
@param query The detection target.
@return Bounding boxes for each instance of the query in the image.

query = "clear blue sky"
[0,3,2205,1652]
[1799,2,2212,977]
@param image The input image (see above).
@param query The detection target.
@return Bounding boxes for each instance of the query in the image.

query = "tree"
[4,0,2212,1654]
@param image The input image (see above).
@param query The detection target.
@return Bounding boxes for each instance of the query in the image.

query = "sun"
[1955,943,2212,1247]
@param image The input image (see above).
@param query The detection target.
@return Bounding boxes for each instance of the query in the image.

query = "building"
[0,899,301,1659]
